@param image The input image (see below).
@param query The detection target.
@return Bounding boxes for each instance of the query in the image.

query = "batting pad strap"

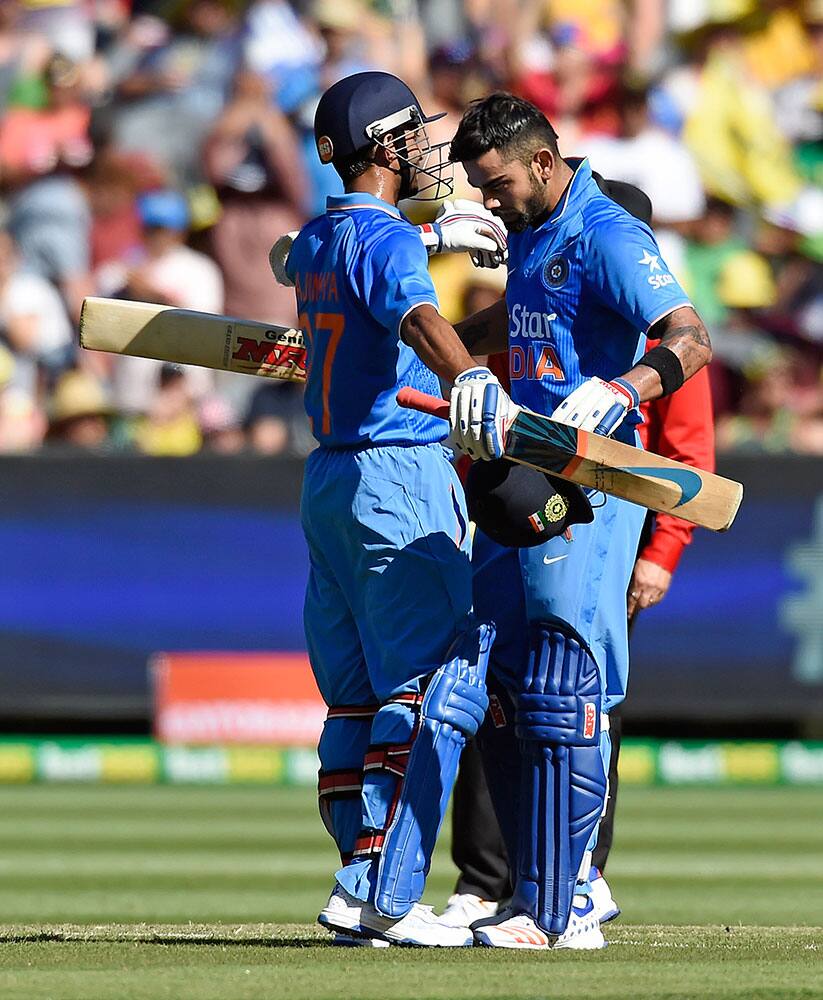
[386,692,425,710]
[326,704,379,720]
[363,743,412,778]
[318,769,362,799]
[352,828,385,860]
[517,693,601,745]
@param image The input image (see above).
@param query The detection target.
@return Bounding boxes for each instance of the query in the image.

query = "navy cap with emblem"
[314,71,445,164]
[466,459,594,549]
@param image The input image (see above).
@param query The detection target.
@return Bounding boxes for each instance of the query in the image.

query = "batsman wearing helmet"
[286,72,516,947]
[445,93,713,949]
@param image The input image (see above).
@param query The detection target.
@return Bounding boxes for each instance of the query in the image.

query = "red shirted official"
[636,341,715,573]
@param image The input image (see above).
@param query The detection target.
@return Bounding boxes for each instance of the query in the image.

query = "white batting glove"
[453,199,508,269]
[450,366,518,461]
[269,230,299,287]
[418,200,507,268]
[550,376,641,437]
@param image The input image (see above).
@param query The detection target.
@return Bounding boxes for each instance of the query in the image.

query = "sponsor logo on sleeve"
[638,249,676,290]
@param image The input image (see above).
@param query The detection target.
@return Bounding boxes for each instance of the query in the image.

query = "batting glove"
[269,230,299,287]
[450,366,518,461]
[550,377,641,437]
[418,200,507,269]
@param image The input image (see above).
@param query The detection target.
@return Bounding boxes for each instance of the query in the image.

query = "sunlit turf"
[0,784,820,998]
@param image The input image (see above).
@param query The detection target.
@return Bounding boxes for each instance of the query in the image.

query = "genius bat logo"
[622,466,703,507]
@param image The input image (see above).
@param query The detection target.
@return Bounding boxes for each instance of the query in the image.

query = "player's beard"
[506,173,550,232]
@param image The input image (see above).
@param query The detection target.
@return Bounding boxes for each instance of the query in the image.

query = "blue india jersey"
[287,192,444,448]
[505,159,691,444]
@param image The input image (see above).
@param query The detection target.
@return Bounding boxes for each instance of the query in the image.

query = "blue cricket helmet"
[313,71,451,201]
[314,71,444,163]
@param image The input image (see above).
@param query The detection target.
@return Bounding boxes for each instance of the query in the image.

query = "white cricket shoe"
[589,866,621,924]
[553,896,606,950]
[317,883,472,947]
[473,896,605,950]
[317,883,368,937]
[359,901,474,947]
[437,893,499,928]
[472,909,552,949]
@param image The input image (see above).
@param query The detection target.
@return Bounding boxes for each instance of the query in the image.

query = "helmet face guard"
[365,105,454,203]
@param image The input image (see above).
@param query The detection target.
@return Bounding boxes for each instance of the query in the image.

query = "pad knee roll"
[516,623,601,746]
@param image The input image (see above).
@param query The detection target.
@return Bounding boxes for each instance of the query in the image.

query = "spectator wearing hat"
[110,188,222,416]
[46,368,115,449]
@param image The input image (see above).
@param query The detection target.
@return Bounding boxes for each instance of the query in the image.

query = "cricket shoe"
[318,883,369,938]
[589,866,621,924]
[553,896,606,950]
[359,901,474,947]
[473,897,605,951]
[437,893,499,928]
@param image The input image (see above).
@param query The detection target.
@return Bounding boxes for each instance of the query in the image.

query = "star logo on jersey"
[638,250,662,272]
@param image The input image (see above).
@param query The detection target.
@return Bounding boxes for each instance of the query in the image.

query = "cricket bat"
[79,297,307,383]
[397,387,743,532]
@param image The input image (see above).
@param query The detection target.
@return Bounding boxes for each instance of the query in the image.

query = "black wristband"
[637,345,684,397]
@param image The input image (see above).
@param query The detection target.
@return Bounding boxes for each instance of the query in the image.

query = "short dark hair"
[333,146,376,183]
[450,93,559,164]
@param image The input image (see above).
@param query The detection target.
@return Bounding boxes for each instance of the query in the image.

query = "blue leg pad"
[338,621,494,917]
[512,622,607,936]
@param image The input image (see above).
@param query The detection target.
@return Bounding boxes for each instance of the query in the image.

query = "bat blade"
[396,387,743,532]
[79,298,307,383]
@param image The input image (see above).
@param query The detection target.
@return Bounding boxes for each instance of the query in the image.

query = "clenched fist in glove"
[450,366,518,461]
[550,376,641,437]
[269,231,299,287]
[418,200,508,269]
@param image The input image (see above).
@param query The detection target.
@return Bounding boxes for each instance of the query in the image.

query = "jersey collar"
[326,192,403,219]
[542,158,597,228]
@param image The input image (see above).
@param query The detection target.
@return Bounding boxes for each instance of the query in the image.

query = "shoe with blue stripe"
[589,866,621,924]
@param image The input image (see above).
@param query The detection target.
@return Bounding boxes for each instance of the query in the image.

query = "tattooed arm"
[455,297,509,357]
[622,306,712,402]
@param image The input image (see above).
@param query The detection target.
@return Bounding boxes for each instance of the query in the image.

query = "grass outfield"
[0,784,820,999]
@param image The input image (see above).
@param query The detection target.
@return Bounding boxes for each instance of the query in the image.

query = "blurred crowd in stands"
[0,0,819,456]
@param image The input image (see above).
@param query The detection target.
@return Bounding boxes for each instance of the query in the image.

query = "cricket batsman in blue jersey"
[285,72,515,947]
[443,93,713,949]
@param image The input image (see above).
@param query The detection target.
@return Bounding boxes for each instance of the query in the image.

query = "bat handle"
[396,387,449,420]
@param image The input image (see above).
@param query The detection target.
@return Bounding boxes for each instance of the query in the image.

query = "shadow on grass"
[0,930,330,948]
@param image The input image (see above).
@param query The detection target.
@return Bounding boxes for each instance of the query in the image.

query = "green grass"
[0,784,820,998]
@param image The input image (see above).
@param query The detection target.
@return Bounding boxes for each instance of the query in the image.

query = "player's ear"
[531,148,555,185]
